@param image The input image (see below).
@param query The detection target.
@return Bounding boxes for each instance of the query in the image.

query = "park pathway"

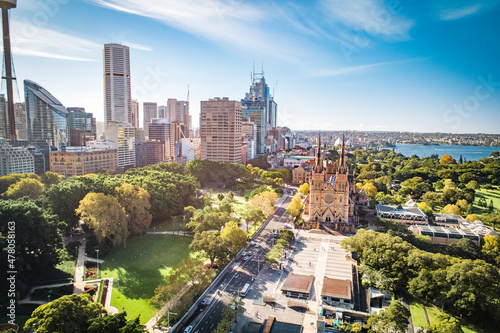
[73,238,87,294]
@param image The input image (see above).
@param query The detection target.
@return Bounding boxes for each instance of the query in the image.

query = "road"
[175,195,292,333]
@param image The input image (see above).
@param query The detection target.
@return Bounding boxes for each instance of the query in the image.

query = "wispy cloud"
[311,58,428,77]
[320,0,414,40]
[10,20,100,61]
[434,0,500,21]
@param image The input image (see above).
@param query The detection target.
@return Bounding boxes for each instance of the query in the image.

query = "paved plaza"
[234,229,354,332]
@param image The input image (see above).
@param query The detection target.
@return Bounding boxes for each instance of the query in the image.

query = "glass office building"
[24,80,69,150]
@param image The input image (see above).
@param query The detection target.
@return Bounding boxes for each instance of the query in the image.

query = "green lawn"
[473,188,500,215]
[99,234,192,324]
[409,300,427,327]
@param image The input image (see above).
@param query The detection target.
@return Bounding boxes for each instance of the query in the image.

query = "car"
[250,241,256,246]
[254,243,260,248]
[184,326,193,333]
[243,256,250,261]
[246,251,253,256]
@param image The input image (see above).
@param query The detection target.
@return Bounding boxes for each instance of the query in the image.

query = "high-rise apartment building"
[105,121,136,169]
[104,43,132,126]
[157,105,167,119]
[0,138,35,176]
[1,98,27,141]
[200,98,241,163]
[241,71,277,155]
[143,102,158,137]
[24,80,69,150]
[167,99,189,137]
[148,118,175,162]
[131,99,140,128]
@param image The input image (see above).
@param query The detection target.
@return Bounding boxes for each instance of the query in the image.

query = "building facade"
[0,138,35,176]
[148,118,175,162]
[143,102,158,137]
[104,43,132,126]
[200,98,242,163]
[303,136,356,224]
[167,99,189,136]
[24,80,69,150]
[105,121,136,168]
[131,99,139,128]
[50,147,117,177]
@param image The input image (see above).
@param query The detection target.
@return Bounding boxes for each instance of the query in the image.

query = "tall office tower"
[0,94,6,138]
[0,138,35,176]
[67,107,94,132]
[104,43,132,126]
[148,118,175,162]
[131,99,139,128]
[105,121,136,169]
[167,98,189,138]
[24,80,69,150]
[143,102,158,137]
[200,98,241,163]
[157,105,167,119]
[241,70,277,155]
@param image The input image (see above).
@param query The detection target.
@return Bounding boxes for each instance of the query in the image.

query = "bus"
[240,283,251,297]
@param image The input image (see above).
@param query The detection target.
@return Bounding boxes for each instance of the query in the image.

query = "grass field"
[99,234,192,324]
[409,300,427,327]
[473,188,500,215]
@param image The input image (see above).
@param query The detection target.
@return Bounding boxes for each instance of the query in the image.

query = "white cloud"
[10,20,100,61]
[320,0,414,40]
[434,0,500,21]
[310,58,428,77]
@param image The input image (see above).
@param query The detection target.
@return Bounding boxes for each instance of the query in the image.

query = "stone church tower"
[303,134,356,223]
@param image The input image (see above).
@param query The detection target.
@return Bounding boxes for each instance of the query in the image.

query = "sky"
[3,0,500,133]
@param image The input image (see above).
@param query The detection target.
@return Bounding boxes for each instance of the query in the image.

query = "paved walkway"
[146,231,192,236]
[73,238,87,294]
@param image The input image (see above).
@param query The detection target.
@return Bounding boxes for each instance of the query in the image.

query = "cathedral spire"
[314,133,323,172]
[338,133,348,173]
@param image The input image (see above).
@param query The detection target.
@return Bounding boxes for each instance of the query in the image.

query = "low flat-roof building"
[321,277,353,309]
[376,204,427,225]
[434,213,465,228]
[409,225,481,246]
[281,273,314,299]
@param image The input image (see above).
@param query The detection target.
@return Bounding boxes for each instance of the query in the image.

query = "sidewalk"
[73,238,87,294]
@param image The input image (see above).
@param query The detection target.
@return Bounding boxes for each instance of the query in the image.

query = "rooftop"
[281,274,314,295]
[321,277,351,300]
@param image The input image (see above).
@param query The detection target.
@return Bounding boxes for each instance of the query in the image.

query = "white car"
[184,326,193,333]
[254,243,260,248]
[250,241,256,246]
[243,256,250,261]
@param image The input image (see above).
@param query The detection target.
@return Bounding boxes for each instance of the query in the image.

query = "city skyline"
[3,0,500,133]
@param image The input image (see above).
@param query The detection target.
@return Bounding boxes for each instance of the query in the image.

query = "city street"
[174,195,292,333]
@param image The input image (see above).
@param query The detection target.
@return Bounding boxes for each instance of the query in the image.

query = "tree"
[298,183,309,196]
[45,178,89,231]
[481,213,500,229]
[247,156,271,170]
[422,192,443,209]
[40,171,63,187]
[248,190,278,216]
[286,194,303,221]
[456,199,468,212]
[24,294,107,333]
[466,180,479,190]
[489,199,495,211]
[458,172,477,184]
[238,205,264,230]
[482,235,500,257]
[87,312,145,333]
[115,183,152,235]
[427,313,463,333]
[76,193,128,246]
[365,300,410,333]
[217,193,225,201]
[443,179,457,190]
[439,154,456,165]
[0,198,62,296]
[220,221,247,256]
[2,177,44,200]
[364,183,378,199]
[465,214,478,222]
[441,204,461,216]
[190,232,228,267]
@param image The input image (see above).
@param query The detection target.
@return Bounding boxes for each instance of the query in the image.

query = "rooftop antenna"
[186,85,190,102]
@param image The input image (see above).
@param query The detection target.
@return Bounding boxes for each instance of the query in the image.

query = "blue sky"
[4,0,500,133]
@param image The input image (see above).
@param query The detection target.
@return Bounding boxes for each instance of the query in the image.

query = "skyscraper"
[24,80,69,150]
[0,97,27,141]
[200,98,241,163]
[167,98,189,138]
[241,70,277,155]
[148,118,175,162]
[143,102,158,137]
[103,43,132,126]
[131,99,139,128]
[105,121,136,169]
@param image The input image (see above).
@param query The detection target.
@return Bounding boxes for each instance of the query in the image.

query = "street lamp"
[117,278,119,290]
[167,311,178,329]
[95,249,99,279]
[47,295,51,303]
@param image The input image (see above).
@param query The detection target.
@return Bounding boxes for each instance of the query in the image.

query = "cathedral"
[302,135,357,224]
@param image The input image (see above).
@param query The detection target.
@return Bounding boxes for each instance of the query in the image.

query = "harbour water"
[394,144,499,161]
